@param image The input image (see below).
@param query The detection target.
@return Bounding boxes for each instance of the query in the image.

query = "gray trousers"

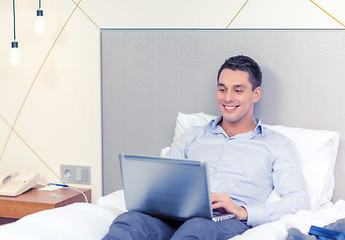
[102,211,250,240]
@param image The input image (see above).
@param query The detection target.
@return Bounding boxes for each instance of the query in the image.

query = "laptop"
[119,154,235,222]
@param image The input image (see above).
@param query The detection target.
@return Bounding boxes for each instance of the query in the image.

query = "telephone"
[0,171,39,197]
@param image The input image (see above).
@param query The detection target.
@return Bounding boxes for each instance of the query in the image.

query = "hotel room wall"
[0,0,344,203]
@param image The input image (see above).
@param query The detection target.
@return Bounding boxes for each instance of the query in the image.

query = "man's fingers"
[211,193,229,203]
[212,202,221,209]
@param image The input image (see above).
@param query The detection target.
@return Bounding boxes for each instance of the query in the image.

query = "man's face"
[216,69,261,126]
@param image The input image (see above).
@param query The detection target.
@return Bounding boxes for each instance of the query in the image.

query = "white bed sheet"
[0,191,126,240]
[0,190,344,240]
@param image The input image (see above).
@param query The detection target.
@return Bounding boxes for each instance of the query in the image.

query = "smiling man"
[216,67,261,138]
[103,55,310,240]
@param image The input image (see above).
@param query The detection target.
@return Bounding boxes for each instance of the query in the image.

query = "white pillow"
[171,112,340,210]
[173,112,218,142]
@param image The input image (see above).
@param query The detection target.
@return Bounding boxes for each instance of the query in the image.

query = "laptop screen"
[120,154,213,220]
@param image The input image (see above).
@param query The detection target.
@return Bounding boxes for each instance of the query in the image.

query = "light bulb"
[7,42,22,66]
[34,9,45,34]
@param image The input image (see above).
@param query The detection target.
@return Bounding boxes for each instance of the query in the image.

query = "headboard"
[101,29,345,202]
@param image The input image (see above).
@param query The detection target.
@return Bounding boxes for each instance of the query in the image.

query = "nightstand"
[0,185,91,225]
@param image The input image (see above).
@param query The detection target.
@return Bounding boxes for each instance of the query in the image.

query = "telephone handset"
[0,171,39,197]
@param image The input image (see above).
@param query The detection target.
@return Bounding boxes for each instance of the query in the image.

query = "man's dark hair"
[217,55,262,90]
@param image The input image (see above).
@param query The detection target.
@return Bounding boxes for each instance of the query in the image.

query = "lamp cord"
[39,0,42,9]
[12,0,16,41]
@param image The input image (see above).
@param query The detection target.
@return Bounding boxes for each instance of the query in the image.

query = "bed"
[0,112,342,240]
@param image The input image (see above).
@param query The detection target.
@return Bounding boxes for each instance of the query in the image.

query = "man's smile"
[224,105,239,111]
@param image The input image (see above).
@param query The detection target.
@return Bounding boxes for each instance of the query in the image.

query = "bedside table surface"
[0,185,89,203]
[0,185,91,219]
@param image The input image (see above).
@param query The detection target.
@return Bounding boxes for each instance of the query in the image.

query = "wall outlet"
[60,165,91,184]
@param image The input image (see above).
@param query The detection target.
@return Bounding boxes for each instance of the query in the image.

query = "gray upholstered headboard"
[101,29,345,202]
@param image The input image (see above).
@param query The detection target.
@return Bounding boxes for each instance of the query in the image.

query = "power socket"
[60,165,91,184]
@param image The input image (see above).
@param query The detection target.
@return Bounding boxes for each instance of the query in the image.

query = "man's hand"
[211,193,248,221]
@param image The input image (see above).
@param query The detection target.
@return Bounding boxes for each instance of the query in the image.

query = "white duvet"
[0,190,345,240]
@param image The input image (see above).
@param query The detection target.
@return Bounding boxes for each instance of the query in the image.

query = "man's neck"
[220,118,257,138]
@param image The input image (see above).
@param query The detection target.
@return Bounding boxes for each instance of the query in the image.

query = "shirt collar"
[253,117,264,137]
[208,116,222,132]
[209,116,264,138]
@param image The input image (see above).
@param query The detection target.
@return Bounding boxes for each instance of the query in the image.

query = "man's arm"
[243,139,311,226]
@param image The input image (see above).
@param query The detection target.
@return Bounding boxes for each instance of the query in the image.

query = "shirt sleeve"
[166,126,203,159]
[245,138,311,227]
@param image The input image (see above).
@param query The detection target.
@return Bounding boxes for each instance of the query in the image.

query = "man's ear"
[253,87,261,103]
